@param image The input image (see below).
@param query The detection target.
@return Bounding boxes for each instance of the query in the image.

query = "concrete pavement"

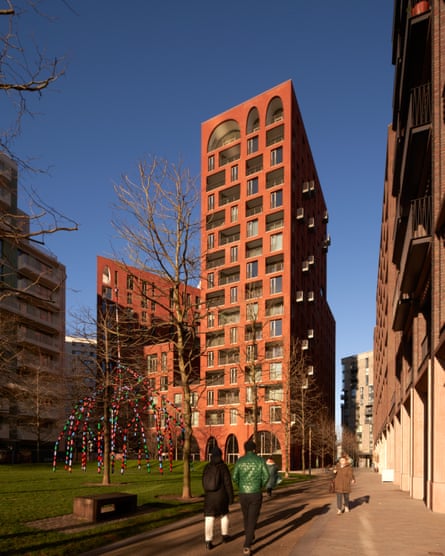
[83,469,445,556]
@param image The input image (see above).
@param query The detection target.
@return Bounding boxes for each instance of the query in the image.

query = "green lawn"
[0,461,309,555]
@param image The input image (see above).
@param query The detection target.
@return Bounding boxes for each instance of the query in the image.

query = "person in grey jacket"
[232,439,269,556]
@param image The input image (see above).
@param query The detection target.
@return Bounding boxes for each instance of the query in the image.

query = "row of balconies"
[207,116,283,155]
[392,196,431,331]
[392,82,431,202]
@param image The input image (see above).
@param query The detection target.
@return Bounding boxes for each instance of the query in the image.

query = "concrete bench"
[73,492,137,522]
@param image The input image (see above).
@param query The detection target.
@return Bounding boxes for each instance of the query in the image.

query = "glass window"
[208,272,214,288]
[230,286,238,303]
[160,376,168,390]
[207,351,214,367]
[230,408,237,425]
[191,411,199,426]
[174,393,182,405]
[270,232,283,252]
[247,219,258,237]
[230,367,238,384]
[270,319,282,337]
[161,352,167,371]
[270,361,282,380]
[270,146,283,166]
[208,194,215,211]
[208,233,214,249]
[246,260,258,278]
[230,245,238,262]
[230,327,238,344]
[270,275,282,294]
[270,189,283,208]
[270,406,282,423]
[247,302,259,320]
[247,136,259,154]
[207,390,214,405]
[231,205,238,222]
[207,312,215,327]
[247,177,259,196]
[147,355,157,374]
[127,292,133,305]
[246,344,258,361]
[208,155,215,171]
[231,165,238,181]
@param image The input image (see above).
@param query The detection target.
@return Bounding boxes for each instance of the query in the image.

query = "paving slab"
[82,469,445,556]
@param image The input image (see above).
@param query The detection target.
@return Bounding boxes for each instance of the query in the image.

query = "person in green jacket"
[233,439,269,555]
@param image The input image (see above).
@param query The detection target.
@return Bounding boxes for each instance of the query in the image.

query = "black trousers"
[239,492,263,548]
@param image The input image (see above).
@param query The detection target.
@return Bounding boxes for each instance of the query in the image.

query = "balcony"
[17,253,65,288]
[218,266,240,286]
[219,225,240,246]
[219,144,240,167]
[219,184,240,206]
[246,197,263,217]
[206,250,225,270]
[206,209,225,230]
[266,124,284,147]
[394,83,431,205]
[206,170,225,192]
[218,348,240,366]
[392,2,430,143]
[436,325,445,368]
[17,325,60,351]
[218,389,240,405]
[393,196,431,331]
[0,185,12,207]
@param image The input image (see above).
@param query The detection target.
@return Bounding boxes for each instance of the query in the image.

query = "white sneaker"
[345,506,350,512]
[337,509,342,515]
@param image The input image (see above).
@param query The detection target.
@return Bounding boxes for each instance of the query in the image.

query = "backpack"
[202,463,221,492]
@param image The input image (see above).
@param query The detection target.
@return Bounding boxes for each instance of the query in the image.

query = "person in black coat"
[202,446,234,550]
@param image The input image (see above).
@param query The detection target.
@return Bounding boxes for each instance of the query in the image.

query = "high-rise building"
[0,153,66,462]
[197,81,335,469]
[373,0,445,512]
[64,336,97,407]
[341,351,374,468]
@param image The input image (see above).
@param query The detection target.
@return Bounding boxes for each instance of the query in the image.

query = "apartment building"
[96,256,202,458]
[373,0,445,511]
[341,351,374,468]
[197,81,335,470]
[64,335,97,408]
[0,153,66,462]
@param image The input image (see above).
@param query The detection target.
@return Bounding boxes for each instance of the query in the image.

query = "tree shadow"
[254,503,331,551]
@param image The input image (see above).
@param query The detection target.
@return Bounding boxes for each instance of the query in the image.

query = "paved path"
[83,470,445,556]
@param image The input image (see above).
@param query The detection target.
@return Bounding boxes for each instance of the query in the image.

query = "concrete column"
[400,402,411,491]
[430,356,445,512]
[411,386,425,501]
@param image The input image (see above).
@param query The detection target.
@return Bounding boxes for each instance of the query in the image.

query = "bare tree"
[112,156,201,498]
[341,427,359,466]
[1,1,66,164]
[68,302,156,485]
[311,407,336,469]
[283,340,323,474]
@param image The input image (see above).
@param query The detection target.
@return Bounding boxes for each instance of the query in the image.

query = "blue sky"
[12,0,395,419]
